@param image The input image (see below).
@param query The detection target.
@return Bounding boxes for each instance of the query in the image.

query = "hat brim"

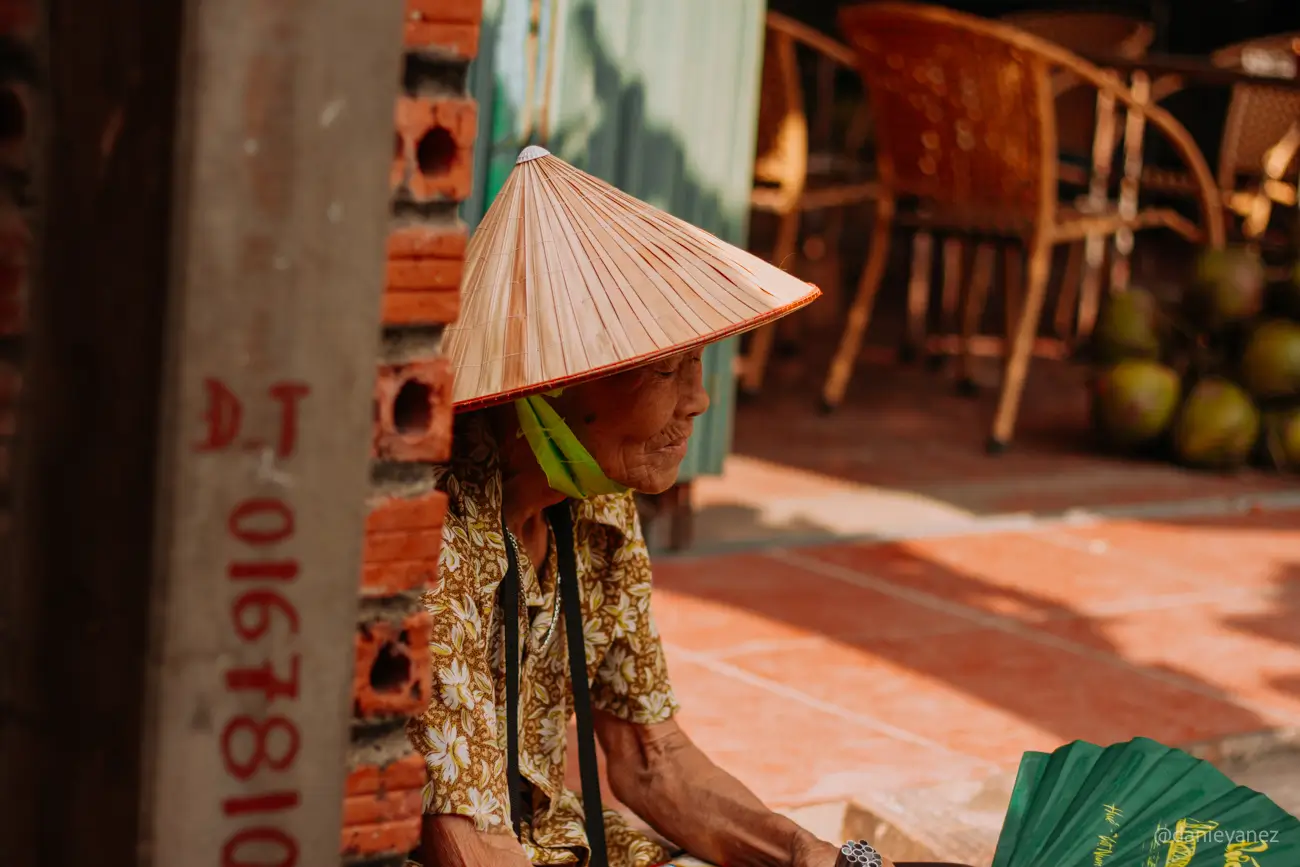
[452,285,820,412]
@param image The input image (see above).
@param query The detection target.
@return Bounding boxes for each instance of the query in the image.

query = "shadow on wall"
[468,0,750,241]
[546,1,746,244]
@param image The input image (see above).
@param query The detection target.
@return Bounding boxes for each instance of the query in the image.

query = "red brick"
[388,223,467,260]
[363,527,443,563]
[361,560,439,596]
[345,749,427,797]
[343,745,425,827]
[392,97,478,203]
[373,357,453,462]
[366,489,448,533]
[387,258,463,293]
[343,787,422,827]
[406,0,481,23]
[382,290,461,326]
[353,610,432,720]
[405,20,480,56]
[384,256,464,326]
[340,818,422,860]
[384,224,464,326]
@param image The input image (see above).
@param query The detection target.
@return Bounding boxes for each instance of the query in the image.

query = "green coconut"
[1261,409,1300,471]
[1092,288,1163,365]
[1172,377,1261,469]
[1240,319,1300,399]
[1183,246,1266,332]
[1091,360,1182,450]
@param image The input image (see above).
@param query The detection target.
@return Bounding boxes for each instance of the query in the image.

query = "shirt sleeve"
[588,492,681,725]
[405,506,512,833]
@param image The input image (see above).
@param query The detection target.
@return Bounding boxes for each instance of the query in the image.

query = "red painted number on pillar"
[195,378,311,457]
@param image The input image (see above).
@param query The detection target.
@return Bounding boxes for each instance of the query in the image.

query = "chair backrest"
[1002,11,1154,159]
[1211,32,1300,186]
[753,14,809,197]
[838,3,1057,221]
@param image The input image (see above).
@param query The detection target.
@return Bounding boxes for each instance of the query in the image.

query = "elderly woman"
[405,148,929,867]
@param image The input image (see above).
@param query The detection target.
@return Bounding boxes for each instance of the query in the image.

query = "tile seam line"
[663,641,1002,773]
[693,624,988,662]
[763,547,1300,726]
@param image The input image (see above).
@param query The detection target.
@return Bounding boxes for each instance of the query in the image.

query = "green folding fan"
[991,737,1298,867]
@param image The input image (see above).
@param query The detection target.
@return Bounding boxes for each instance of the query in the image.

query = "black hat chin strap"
[501,502,608,867]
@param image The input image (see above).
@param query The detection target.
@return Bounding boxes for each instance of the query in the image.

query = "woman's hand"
[790,828,896,867]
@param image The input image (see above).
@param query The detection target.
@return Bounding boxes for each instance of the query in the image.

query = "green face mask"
[515,391,629,500]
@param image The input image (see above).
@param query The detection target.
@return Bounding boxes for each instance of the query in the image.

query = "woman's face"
[554,349,710,495]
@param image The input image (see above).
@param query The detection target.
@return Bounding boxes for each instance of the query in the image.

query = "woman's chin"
[624,465,681,496]
[634,478,675,496]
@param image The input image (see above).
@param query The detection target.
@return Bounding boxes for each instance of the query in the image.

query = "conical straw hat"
[444,146,820,411]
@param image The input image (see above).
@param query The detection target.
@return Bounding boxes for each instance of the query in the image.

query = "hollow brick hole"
[392,379,432,434]
[369,631,412,693]
[415,126,456,177]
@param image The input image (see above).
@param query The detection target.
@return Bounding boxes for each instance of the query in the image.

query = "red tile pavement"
[667,654,998,806]
[653,552,978,654]
[793,533,1225,621]
[1051,511,1300,590]
[648,510,1300,809]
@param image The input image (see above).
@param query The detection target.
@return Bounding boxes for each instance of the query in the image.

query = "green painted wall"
[463,0,768,478]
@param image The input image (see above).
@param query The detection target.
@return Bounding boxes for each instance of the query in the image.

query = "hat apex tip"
[517,145,551,164]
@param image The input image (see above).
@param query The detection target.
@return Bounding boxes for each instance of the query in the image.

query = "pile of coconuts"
[1088,245,1300,472]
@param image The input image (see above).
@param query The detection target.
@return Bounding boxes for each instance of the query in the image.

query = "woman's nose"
[681,366,710,418]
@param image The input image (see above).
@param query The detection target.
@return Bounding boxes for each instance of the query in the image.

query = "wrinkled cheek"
[606,447,663,488]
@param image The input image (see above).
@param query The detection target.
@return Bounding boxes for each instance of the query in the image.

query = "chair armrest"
[1049,57,1226,247]
[766,11,859,69]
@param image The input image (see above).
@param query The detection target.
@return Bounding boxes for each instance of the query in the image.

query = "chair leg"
[1002,242,1023,358]
[956,241,996,395]
[929,236,965,370]
[901,230,933,363]
[1075,233,1108,342]
[988,236,1053,453]
[740,208,802,397]
[1054,242,1083,340]
[822,200,895,411]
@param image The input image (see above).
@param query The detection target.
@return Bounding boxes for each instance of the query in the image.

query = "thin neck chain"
[504,528,562,654]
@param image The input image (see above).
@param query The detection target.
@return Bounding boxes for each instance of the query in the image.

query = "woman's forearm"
[422,814,535,867]
[601,717,803,867]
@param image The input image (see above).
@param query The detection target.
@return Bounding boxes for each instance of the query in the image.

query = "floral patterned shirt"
[406,413,681,867]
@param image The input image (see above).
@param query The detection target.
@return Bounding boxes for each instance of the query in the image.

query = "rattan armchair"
[824,2,1225,453]
[740,11,880,397]
[1143,32,1300,243]
[909,11,1157,375]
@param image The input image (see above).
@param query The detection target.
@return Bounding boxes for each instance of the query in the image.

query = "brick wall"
[341,1,479,864]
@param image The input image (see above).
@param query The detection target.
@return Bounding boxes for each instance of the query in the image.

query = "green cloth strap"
[515,393,628,500]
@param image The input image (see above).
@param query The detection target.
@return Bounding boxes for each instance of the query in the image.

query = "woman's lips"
[660,437,690,458]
